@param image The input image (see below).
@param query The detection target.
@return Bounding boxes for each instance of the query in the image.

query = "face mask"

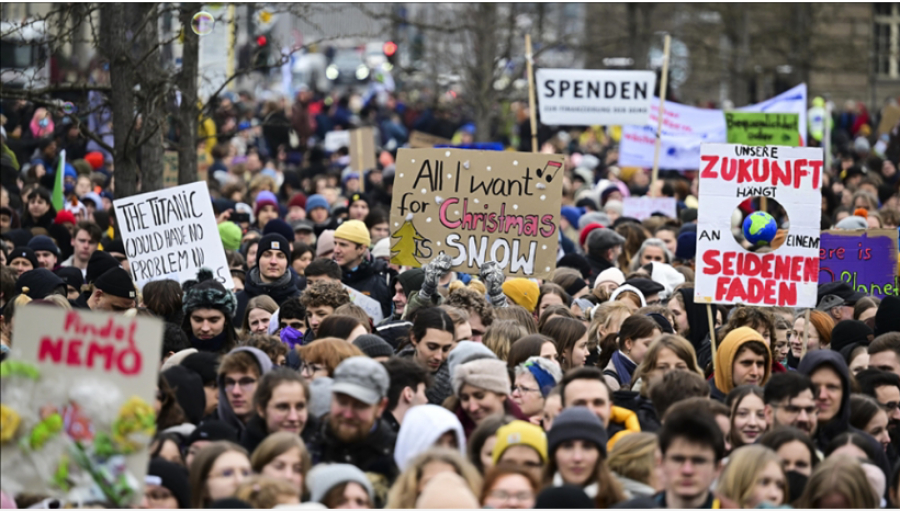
[39,118,49,128]
[280,325,303,348]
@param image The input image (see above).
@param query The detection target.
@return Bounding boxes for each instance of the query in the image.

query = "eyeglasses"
[145,489,174,501]
[488,490,533,502]
[300,362,326,375]
[224,377,257,391]
[773,404,819,416]
[512,385,540,394]
[882,401,900,411]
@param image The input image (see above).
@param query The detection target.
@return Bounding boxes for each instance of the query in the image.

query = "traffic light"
[383,41,397,65]
[254,34,270,69]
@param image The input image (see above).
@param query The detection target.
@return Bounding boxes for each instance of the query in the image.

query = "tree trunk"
[101,4,139,199]
[177,5,199,185]
[136,3,164,193]
[470,3,498,143]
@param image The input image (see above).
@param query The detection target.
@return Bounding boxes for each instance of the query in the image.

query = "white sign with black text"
[536,69,656,126]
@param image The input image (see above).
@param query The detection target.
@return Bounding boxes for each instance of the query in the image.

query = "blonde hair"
[587,302,631,351]
[234,475,299,508]
[41,294,73,310]
[483,319,528,361]
[249,431,311,480]
[385,448,483,509]
[240,295,278,334]
[716,445,785,508]
[334,303,373,333]
[798,454,877,509]
[607,433,658,487]
[630,334,703,397]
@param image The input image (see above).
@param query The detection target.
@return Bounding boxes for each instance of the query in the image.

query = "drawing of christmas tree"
[391,220,426,267]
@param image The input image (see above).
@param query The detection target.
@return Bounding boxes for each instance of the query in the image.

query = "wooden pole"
[355,129,365,193]
[650,34,672,197]
[525,33,538,154]
[708,303,718,373]
[801,308,811,359]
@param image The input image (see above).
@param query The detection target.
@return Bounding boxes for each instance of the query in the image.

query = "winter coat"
[235,267,302,320]
[215,347,274,435]
[307,416,398,484]
[606,406,642,451]
[239,413,321,455]
[586,253,615,283]
[612,390,660,433]
[341,256,392,319]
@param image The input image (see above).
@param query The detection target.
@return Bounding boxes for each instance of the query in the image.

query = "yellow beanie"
[492,420,548,465]
[502,278,540,312]
[334,220,371,247]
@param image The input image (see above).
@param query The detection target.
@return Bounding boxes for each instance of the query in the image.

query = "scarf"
[611,350,637,386]
[553,472,598,498]
[191,330,228,353]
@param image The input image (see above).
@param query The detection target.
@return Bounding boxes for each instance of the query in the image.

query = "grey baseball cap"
[816,294,845,312]
[331,356,390,405]
[292,219,314,233]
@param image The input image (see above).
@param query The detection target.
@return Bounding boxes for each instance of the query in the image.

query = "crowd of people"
[1,87,900,510]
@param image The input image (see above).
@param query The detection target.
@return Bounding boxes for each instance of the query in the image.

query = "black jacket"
[586,253,614,283]
[342,256,392,319]
[235,267,302,320]
[239,414,321,455]
[307,416,398,488]
[612,390,660,433]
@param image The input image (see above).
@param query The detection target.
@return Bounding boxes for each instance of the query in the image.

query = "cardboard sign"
[409,130,452,148]
[695,143,823,307]
[113,182,233,290]
[324,130,351,152]
[349,127,377,172]
[726,113,800,147]
[536,69,656,126]
[819,229,899,298]
[162,150,179,188]
[389,148,564,277]
[622,197,677,221]
[2,306,163,505]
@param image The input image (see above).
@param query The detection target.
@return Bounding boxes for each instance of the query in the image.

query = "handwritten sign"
[536,69,656,126]
[324,130,351,153]
[819,229,899,298]
[695,143,823,307]
[409,130,452,148]
[622,197,677,221]
[390,148,564,277]
[2,306,163,505]
[725,112,800,147]
[113,182,232,290]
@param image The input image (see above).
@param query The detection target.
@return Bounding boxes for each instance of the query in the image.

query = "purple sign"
[819,230,899,298]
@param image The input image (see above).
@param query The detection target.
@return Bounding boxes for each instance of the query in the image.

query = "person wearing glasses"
[511,356,562,427]
[214,346,274,434]
[763,372,819,439]
[856,368,900,435]
[653,407,725,509]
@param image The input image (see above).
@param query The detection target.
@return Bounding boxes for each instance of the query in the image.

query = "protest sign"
[389,148,564,277]
[113,181,232,290]
[819,229,899,298]
[620,84,808,170]
[726,113,800,147]
[344,284,384,324]
[349,127,377,172]
[162,150,179,188]
[409,130,452,148]
[622,197,677,221]
[695,143,823,307]
[2,305,163,506]
[535,69,656,126]
[324,130,351,152]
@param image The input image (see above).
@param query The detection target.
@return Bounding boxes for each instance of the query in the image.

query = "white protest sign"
[694,143,823,307]
[2,305,163,505]
[114,182,232,289]
[324,130,351,152]
[536,69,656,126]
[343,284,384,324]
[622,197,677,220]
[620,84,808,170]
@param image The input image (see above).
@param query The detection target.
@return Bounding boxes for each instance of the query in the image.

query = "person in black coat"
[332,221,392,319]
[235,233,301,320]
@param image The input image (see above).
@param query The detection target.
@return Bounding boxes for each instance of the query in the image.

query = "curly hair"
[445,286,494,327]
[239,334,288,365]
[719,306,776,343]
[300,280,351,310]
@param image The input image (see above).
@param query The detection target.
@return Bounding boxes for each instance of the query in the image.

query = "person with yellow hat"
[710,327,772,402]
[333,219,392,319]
[491,420,548,481]
[502,278,540,313]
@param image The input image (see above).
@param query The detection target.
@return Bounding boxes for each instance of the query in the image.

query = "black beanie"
[15,268,66,299]
[396,268,425,296]
[547,407,609,458]
[103,238,126,255]
[624,278,665,298]
[534,486,595,509]
[180,351,220,386]
[830,320,874,354]
[9,246,38,268]
[162,365,206,425]
[256,233,291,263]
[94,267,136,299]
[54,266,84,290]
[187,420,239,446]
[557,253,592,280]
[86,250,122,285]
[147,458,192,509]
[353,334,394,359]
[875,296,900,337]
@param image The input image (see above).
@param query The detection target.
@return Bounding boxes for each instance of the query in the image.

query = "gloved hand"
[420,253,453,301]
[480,261,508,307]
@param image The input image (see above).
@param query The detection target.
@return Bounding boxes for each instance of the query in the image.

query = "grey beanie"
[578,211,610,230]
[834,216,868,230]
[452,358,510,396]
[353,334,394,359]
[307,463,374,504]
[547,407,609,458]
[586,228,625,255]
[447,341,497,385]
[308,376,334,418]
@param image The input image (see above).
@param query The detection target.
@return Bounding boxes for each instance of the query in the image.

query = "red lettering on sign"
[700,155,719,178]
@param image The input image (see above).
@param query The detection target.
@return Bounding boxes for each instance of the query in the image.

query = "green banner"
[725,112,800,147]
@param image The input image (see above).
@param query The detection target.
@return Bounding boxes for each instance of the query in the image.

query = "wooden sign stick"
[525,33,538,154]
[356,129,365,193]
[708,303,717,373]
[801,308,811,359]
[650,34,672,197]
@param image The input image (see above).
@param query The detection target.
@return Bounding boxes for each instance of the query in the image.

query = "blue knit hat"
[306,194,330,214]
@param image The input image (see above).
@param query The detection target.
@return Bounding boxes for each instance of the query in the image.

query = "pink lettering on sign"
[37,311,142,376]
